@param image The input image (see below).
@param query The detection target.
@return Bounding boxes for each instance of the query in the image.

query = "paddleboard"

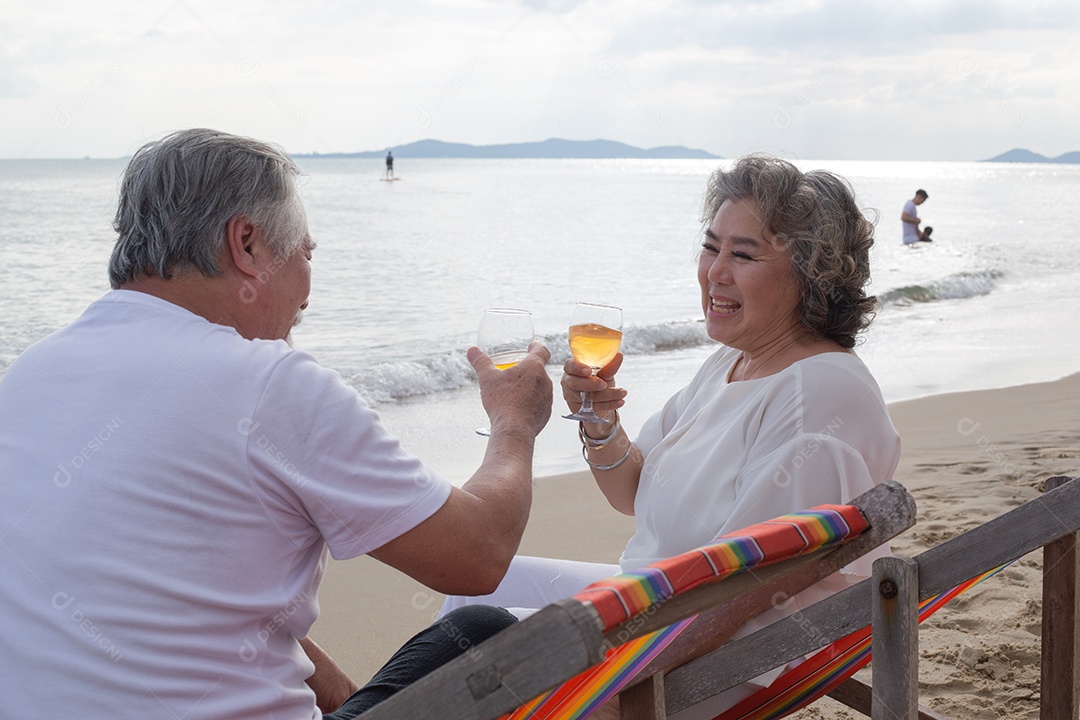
[380,177,402,182]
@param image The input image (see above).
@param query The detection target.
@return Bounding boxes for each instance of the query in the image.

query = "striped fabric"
[501,505,870,720]
[501,547,1005,720]
[714,564,1008,720]
[575,505,869,632]
[506,618,697,719]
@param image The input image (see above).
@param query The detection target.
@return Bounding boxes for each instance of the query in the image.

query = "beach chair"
[355,475,1080,720]
[354,480,915,719]
[665,474,1080,720]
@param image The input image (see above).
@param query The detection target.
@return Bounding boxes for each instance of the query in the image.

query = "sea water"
[2,157,1079,481]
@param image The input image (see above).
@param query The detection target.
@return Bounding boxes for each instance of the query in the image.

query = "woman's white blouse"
[622,345,901,579]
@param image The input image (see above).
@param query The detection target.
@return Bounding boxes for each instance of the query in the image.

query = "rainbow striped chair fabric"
[499,500,1002,720]
[357,477,1080,720]
[503,504,871,719]
[355,481,919,720]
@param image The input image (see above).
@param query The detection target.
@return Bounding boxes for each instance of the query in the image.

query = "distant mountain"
[298,138,720,160]
[983,148,1080,164]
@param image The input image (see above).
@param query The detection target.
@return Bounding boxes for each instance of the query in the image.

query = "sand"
[310,372,1080,719]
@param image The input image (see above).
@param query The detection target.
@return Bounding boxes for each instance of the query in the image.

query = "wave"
[346,269,1002,406]
[349,319,711,405]
[877,270,1002,307]
[348,351,475,406]
[539,319,711,362]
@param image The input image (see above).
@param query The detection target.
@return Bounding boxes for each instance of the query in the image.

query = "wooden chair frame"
[635,474,1080,720]
[355,481,916,720]
[354,475,1080,720]
[865,475,1080,720]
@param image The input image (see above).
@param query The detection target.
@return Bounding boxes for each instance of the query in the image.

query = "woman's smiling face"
[697,197,804,353]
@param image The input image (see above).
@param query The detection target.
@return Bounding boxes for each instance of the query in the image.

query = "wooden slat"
[620,673,665,720]
[826,677,873,716]
[663,475,1080,715]
[621,480,917,681]
[355,599,605,720]
[828,677,952,720]
[1040,475,1080,720]
[871,556,919,720]
[915,475,1080,598]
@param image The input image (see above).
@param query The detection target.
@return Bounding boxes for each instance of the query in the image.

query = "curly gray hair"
[109,128,307,289]
[701,155,876,349]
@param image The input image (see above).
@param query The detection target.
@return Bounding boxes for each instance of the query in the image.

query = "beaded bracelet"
[577,409,621,449]
[581,442,632,471]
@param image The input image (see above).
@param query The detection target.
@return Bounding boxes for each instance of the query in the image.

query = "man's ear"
[224,215,266,279]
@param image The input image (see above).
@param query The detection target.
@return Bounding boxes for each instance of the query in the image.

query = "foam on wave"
[350,319,711,405]
[877,270,1002,307]
[350,270,1002,406]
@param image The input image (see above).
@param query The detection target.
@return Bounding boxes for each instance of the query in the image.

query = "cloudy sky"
[3,0,1077,160]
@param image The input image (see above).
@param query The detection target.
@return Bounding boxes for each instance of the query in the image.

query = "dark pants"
[323,605,517,719]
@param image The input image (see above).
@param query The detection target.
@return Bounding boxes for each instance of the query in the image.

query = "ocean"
[2,157,1079,481]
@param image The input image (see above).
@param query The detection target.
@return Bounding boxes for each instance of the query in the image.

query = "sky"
[2,0,1078,160]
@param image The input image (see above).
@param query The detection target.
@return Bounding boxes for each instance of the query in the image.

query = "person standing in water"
[385,150,394,179]
[901,189,929,244]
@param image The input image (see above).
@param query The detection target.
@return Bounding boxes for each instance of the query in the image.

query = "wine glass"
[562,302,623,423]
[475,308,535,436]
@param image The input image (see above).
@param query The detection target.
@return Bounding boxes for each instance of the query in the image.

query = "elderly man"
[0,129,552,718]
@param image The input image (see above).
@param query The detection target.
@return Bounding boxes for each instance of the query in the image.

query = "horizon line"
[1,139,1075,164]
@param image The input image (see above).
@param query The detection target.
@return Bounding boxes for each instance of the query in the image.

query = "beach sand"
[310,372,1080,719]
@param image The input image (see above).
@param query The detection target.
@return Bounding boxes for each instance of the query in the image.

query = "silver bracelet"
[581,442,632,471]
[578,410,621,449]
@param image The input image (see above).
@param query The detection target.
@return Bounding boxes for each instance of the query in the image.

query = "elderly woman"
[442,155,900,714]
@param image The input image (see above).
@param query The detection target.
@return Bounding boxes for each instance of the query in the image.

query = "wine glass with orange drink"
[562,302,623,423]
[475,308,535,436]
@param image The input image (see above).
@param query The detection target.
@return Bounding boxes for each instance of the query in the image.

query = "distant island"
[983,148,1080,164]
[296,138,720,160]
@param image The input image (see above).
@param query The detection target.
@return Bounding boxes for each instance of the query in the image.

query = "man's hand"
[472,342,553,437]
[300,637,358,713]
[370,342,552,595]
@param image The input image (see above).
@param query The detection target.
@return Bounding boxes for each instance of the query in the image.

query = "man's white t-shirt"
[902,198,920,244]
[0,291,452,719]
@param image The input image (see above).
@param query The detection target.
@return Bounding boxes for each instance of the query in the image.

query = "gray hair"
[701,155,876,349]
[109,128,306,289]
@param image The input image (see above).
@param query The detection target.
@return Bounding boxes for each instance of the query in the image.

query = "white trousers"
[438,555,619,621]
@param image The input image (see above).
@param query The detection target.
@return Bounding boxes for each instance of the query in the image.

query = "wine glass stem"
[579,390,594,415]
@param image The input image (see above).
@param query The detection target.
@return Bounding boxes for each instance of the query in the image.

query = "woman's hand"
[561,352,627,422]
